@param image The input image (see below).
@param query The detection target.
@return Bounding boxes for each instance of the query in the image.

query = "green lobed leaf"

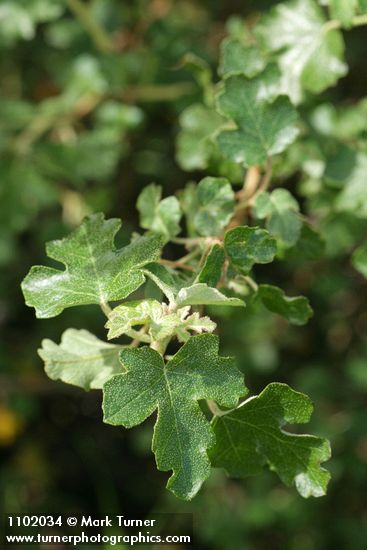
[256,0,347,104]
[253,189,302,247]
[192,177,235,237]
[219,37,267,78]
[176,283,245,308]
[352,243,367,277]
[210,383,331,498]
[137,183,181,241]
[103,334,247,500]
[224,226,277,274]
[257,284,313,325]
[21,213,162,318]
[216,66,299,166]
[196,244,226,287]
[176,104,224,171]
[328,0,359,28]
[39,329,124,390]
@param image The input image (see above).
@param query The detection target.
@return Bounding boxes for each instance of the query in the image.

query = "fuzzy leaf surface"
[219,38,266,78]
[106,299,216,343]
[21,213,162,318]
[257,284,313,325]
[39,329,123,390]
[197,244,226,287]
[210,383,331,497]
[224,226,277,274]
[216,67,299,166]
[254,189,302,247]
[137,183,181,240]
[257,0,347,103]
[176,283,245,308]
[192,177,235,236]
[103,334,246,500]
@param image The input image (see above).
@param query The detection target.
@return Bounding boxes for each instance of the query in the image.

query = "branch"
[66,0,114,53]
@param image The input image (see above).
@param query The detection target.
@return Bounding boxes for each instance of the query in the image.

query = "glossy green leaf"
[176,283,245,308]
[39,329,123,390]
[21,213,162,318]
[137,183,181,240]
[210,383,331,497]
[257,0,347,103]
[224,226,277,274]
[216,67,299,166]
[197,244,226,287]
[103,334,246,500]
[257,284,313,325]
[254,189,302,247]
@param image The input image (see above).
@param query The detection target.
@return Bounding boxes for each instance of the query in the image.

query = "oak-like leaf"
[103,334,247,500]
[210,383,331,498]
[256,0,347,103]
[21,213,162,318]
[216,67,299,166]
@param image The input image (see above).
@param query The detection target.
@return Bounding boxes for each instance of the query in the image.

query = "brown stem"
[228,166,261,229]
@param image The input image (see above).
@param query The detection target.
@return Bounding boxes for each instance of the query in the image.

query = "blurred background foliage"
[1,1,367,549]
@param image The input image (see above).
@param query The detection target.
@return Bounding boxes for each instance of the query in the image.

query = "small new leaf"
[39,329,123,390]
[257,284,313,325]
[137,183,181,241]
[103,334,246,500]
[224,226,277,274]
[191,177,236,237]
[176,104,224,171]
[216,67,299,166]
[21,213,162,318]
[254,189,302,247]
[210,383,331,498]
[106,300,216,343]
